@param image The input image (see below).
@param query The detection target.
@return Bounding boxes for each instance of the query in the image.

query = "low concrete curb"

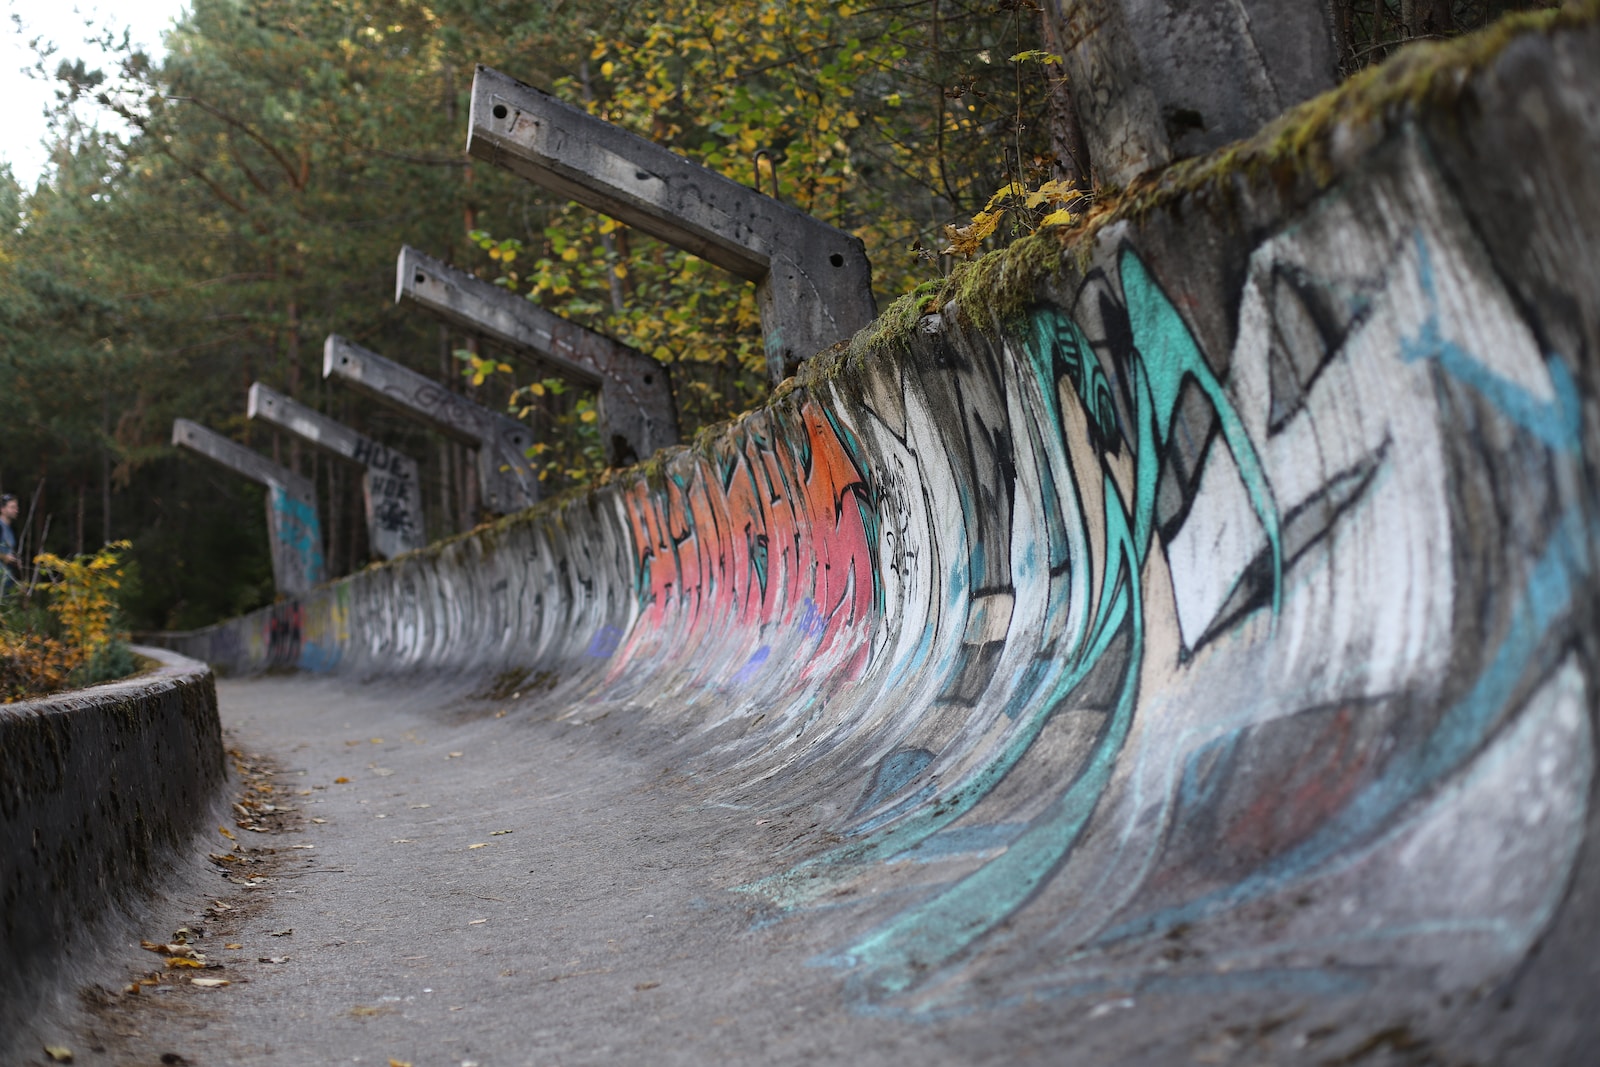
[0,647,225,1043]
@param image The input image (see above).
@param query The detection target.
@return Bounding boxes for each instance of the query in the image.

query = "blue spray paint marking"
[854,748,936,816]
[587,624,624,659]
[732,646,771,685]
[271,485,326,586]
[904,822,1026,862]
[797,597,828,639]
[1401,232,1581,452]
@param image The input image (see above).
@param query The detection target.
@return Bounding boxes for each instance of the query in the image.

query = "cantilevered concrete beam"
[171,418,325,596]
[396,246,678,466]
[247,384,426,560]
[466,66,876,383]
[322,335,539,515]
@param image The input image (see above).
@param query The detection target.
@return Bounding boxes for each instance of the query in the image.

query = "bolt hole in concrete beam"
[466,65,876,382]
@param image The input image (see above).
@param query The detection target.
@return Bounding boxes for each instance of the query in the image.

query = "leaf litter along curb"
[70,738,317,1060]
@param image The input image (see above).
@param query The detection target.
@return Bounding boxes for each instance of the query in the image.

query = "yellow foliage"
[34,541,131,656]
[2,540,132,702]
[943,178,1089,258]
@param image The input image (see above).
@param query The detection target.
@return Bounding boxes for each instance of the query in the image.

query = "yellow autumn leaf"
[1040,208,1079,227]
[1024,178,1080,209]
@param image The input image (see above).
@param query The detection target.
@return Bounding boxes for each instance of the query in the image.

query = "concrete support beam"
[322,335,539,515]
[1041,0,1337,186]
[396,246,679,466]
[171,418,325,596]
[247,384,426,560]
[466,66,876,383]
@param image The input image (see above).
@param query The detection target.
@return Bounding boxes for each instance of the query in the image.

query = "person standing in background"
[0,493,20,595]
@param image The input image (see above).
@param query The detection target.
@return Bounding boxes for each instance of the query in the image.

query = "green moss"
[851,228,1065,360]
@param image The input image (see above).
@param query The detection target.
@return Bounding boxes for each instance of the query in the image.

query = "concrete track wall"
[162,14,1600,1026]
[0,648,225,1038]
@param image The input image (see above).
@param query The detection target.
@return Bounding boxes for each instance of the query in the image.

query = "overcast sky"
[1,0,189,186]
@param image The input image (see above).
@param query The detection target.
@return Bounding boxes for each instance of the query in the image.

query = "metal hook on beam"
[751,149,781,203]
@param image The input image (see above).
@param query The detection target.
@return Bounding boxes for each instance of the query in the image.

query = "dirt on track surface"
[19,674,1553,1067]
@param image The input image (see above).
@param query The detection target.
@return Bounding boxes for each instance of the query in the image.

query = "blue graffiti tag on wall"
[270,484,326,588]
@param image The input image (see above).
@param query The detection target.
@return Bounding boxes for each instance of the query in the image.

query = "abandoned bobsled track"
[10,11,1600,1066]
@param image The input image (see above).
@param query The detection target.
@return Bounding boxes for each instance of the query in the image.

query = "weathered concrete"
[322,334,539,515]
[467,65,877,382]
[247,383,426,560]
[0,647,224,1055]
[74,10,1600,1064]
[171,419,325,595]
[1043,0,1337,184]
[397,246,679,466]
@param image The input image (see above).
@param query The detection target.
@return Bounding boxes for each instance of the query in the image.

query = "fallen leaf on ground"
[334,777,350,784]
[389,1060,412,1067]
[468,843,487,850]
[42,1046,72,1063]
[190,978,229,988]
[218,826,236,840]
[269,928,293,937]
[312,817,327,824]
[446,752,463,759]
[468,918,487,925]
[142,940,199,958]
[349,1005,394,1019]
[371,738,384,744]
[291,844,315,849]
[372,768,394,777]
[225,943,243,950]
[166,957,205,969]
[259,956,290,964]
[635,981,660,991]
[489,830,513,836]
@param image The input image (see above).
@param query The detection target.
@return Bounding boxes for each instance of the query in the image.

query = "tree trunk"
[1040,0,1338,186]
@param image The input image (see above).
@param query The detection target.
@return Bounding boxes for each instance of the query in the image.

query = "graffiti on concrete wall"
[613,398,879,705]
[732,153,1593,1013]
[267,484,326,594]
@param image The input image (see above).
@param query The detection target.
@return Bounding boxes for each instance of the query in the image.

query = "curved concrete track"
[23,14,1600,1067]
